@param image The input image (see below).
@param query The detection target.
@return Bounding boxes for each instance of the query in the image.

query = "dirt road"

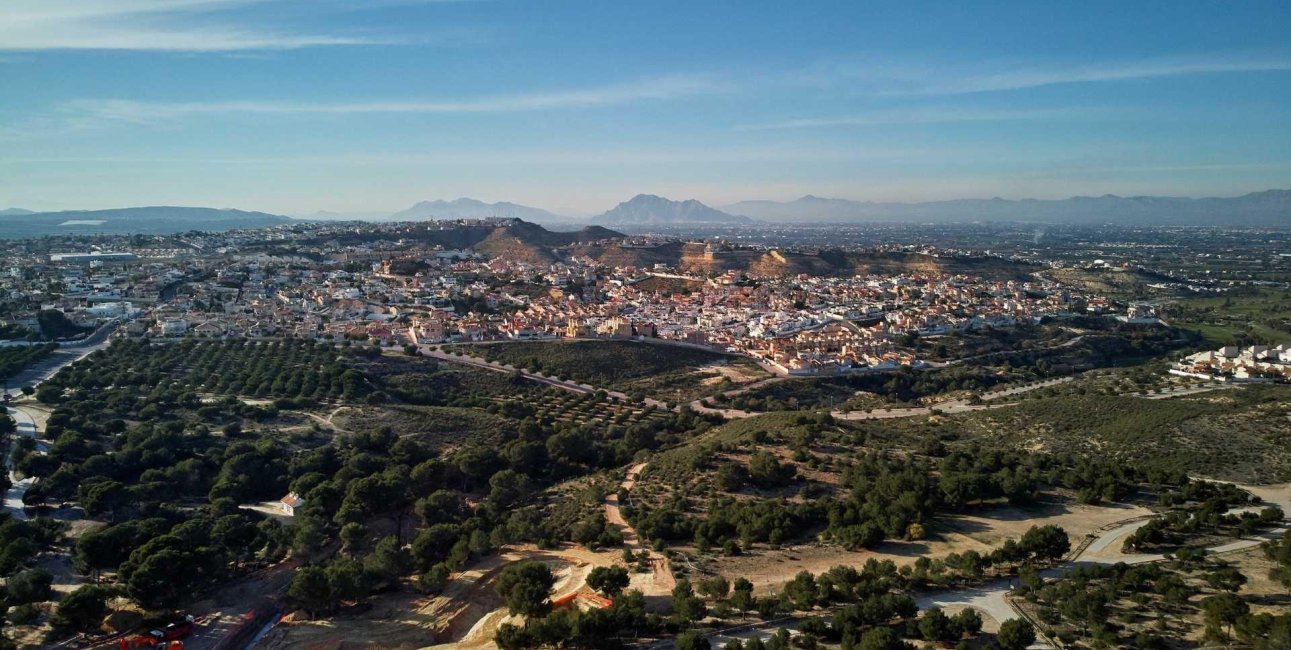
[666,483,1291,649]
[605,463,675,595]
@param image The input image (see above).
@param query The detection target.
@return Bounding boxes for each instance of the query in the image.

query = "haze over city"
[2,0,1291,215]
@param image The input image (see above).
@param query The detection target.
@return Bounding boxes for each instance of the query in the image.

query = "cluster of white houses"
[1172,344,1291,382]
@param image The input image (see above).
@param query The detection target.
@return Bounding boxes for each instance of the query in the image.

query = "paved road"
[3,407,40,520]
[3,323,115,390]
[1,327,115,519]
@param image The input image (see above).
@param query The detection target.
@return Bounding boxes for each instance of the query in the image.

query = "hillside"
[723,189,1291,226]
[1041,266,1178,297]
[470,221,622,263]
[954,386,1291,483]
[593,194,751,225]
[300,219,621,263]
[0,206,293,238]
[571,241,1038,279]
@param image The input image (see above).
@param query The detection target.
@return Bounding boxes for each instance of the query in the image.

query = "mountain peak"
[595,195,751,225]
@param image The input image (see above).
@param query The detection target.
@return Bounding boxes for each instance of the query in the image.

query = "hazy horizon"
[5,188,1291,221]
[3,1,1290,215]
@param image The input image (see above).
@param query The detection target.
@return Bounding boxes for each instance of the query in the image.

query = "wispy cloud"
[0,75,723,141]
[793,53,1291,96]
[878,55,1291,95]
[59,75,721,122]
[0,145,958,167]
[0,0,396,51]
[733,106,1111,131]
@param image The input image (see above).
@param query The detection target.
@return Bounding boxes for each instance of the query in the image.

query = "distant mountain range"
[390,198,569,224]
[2,188,1287,240]
[593,194,751,225]
[722,190,1291,226]
[0,206,292,239]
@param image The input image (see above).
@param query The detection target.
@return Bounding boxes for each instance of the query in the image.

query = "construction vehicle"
[118,615,195,650]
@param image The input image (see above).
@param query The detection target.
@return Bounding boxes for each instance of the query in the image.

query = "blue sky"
[2,1,1290,215]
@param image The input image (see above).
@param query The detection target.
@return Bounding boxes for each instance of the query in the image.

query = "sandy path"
[606,463,675,595]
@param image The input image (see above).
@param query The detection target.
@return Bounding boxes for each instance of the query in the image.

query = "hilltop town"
[1,218,1166,377]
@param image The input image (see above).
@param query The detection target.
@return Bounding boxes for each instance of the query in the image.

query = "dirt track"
[261,461,675,650]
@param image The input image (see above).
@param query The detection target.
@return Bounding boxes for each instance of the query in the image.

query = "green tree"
[747,451,795,488]
[1019,525,1070,562]
[288,566,333,616]
[698,575,730,600]
[326,558,369,603]
[953,608,982,636]
[919,607,956,644]
[676,630,711,650]
[1202,592,1249,641]
[365,536,414,585]
[671,579,708,623]
[340,522,367,555]
[52,586,108,631]
[854,627,908,650]
[587,566,631,597]
[997,619,1036,650]
[495,560,555,620]
[6,568,53,604]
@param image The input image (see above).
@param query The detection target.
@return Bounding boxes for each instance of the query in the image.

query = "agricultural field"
[355,351,542,406]
[1159,287,1291,346]
[330,404,517,450]
[34,338,369,406]
[495,390,673,429]
[459,339,771,402]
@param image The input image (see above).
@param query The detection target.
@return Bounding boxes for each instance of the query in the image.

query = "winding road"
[2,328,115,520]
